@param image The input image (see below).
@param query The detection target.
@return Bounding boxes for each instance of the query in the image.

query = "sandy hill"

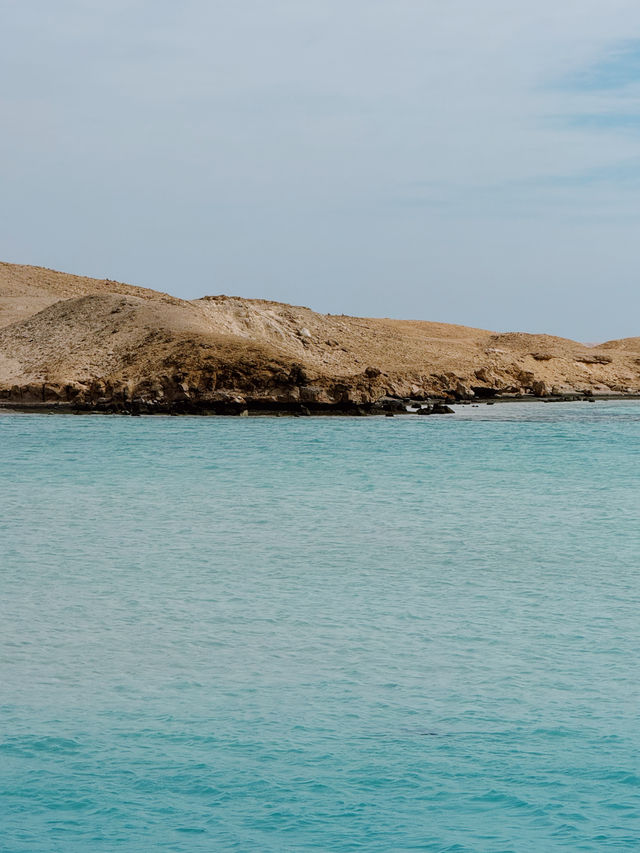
[1,261,639,412]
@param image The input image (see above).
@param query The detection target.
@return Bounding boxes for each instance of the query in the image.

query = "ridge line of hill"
[2,261,639,414]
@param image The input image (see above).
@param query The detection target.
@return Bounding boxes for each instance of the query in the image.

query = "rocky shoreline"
[3,262,640,414]
[2,391,638,417]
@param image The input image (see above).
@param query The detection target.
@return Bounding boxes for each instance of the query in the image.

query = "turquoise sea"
[1,402,639,852]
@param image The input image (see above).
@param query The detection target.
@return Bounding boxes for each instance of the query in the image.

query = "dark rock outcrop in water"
[417,403,455,415]
[1,261,640,415]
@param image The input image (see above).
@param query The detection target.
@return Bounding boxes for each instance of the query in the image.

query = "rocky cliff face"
[1,261,640,413]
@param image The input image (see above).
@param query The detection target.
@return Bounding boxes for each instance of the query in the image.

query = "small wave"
[0,736,81,757]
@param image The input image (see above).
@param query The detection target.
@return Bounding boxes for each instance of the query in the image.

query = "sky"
[2,1,640,340]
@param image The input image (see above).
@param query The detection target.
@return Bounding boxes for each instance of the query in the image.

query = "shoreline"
[2,392,640,417]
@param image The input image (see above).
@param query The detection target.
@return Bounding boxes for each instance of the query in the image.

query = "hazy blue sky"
[2,1,640,340]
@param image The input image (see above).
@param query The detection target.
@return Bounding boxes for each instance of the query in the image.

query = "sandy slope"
[1,261,639,411]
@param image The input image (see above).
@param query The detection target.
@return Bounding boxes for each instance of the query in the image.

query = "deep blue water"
[1,402,639,852]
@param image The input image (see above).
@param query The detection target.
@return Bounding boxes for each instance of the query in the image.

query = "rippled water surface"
[1,403,639,851]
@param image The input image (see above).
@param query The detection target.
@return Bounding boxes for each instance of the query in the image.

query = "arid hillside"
[1,261,639,413]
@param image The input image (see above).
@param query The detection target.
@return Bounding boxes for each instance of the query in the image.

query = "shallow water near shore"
[1,402,639,852]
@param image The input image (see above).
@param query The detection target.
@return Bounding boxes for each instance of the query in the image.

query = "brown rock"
[1,260,639,413]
